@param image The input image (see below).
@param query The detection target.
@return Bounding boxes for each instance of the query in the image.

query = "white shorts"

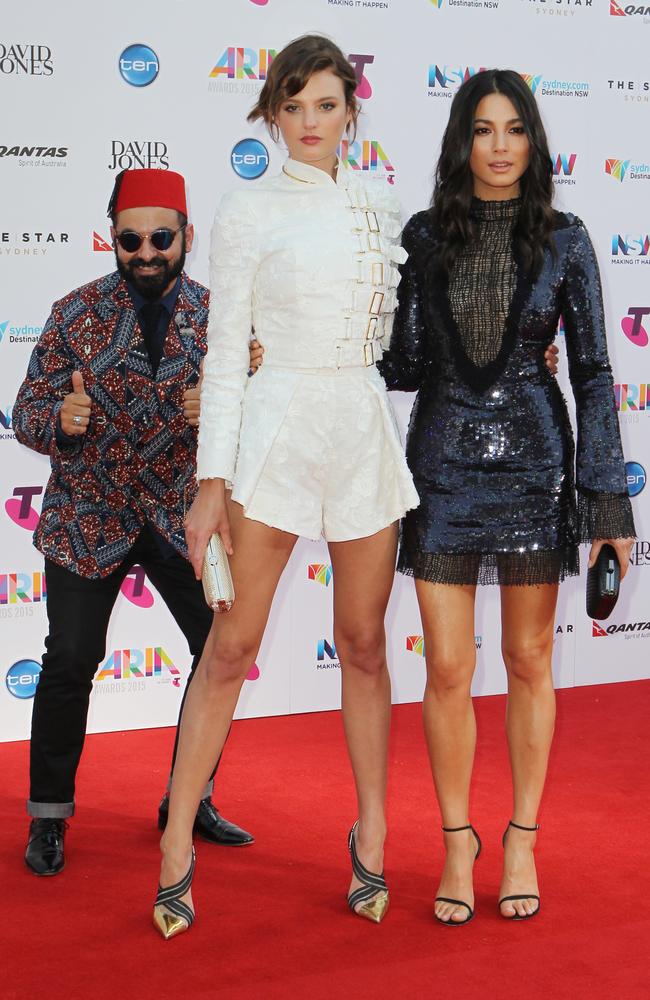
[232,365,419,542]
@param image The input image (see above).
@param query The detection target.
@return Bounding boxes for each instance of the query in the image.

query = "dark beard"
[116,244,186,301]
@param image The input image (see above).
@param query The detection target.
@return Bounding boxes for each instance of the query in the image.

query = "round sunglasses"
[114,225,186,254]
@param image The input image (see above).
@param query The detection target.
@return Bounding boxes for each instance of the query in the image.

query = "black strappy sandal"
[435,824,482,926]
[499,820,541,921]
[347,821,389,924]
[153,847,196,939]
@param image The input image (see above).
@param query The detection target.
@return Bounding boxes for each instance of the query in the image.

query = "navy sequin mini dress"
[379,198,635,586]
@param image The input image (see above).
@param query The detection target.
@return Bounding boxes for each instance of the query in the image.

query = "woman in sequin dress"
[380,70,635,925]
[152,36,419,938]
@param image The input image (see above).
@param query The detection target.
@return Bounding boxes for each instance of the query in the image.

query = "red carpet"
[3,681,649,1000]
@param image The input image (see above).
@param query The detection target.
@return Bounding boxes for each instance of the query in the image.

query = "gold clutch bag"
[201,533,235,612]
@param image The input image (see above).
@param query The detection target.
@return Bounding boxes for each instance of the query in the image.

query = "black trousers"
[28,526,215,817]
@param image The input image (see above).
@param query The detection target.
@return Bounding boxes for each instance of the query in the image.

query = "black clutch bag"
[586,544,620,620]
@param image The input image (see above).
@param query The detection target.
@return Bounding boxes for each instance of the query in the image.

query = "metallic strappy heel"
[153,847,196,940]
[435,823,482,926]
[347,821,389,924]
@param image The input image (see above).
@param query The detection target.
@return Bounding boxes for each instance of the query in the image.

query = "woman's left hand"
[544,343,559,375]
[588,537,635,580]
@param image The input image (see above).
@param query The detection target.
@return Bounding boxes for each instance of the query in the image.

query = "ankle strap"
[509,819,539,832]
[441,824,472,832]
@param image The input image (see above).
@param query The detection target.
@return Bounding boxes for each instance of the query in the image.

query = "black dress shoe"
[158,794,254,846]
[25,818,68,876]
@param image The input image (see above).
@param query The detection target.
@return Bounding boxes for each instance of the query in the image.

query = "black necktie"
[139,302,165,376]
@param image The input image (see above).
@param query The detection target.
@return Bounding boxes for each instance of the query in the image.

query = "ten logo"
[230,139,269,180]
[118,44,159,87]
[626,461,646,497]
[5,659,42,699]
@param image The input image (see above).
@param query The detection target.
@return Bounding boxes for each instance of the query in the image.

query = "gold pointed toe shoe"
[153,847,196,940]
[347,822,390,924]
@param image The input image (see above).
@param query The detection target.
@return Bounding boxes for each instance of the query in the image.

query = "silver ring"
[73,415,82,426]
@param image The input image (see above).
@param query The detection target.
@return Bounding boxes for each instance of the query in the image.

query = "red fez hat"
[113,169,187,216]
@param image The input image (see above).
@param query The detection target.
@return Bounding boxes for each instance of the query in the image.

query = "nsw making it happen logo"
[552,152,577,185]
[230,139,269,180]
[611,233,650,264]
[119,44,159,87]
[427,65,486,99]
[6,659,42,699]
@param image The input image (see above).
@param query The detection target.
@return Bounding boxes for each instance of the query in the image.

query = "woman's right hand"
[248,339,264,375]
[184,478,233,579]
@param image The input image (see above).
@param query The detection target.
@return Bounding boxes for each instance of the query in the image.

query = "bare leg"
[158,498,297,913]
[415,579,479,923]
[499,583,558,917]
[328,523,398,908]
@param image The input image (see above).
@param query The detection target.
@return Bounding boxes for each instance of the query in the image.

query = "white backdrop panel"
[1,0,648,741]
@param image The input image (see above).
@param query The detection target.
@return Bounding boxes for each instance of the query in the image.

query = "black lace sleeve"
[378,213,432,392]
[559,219,636,541]
[577,490,635,543]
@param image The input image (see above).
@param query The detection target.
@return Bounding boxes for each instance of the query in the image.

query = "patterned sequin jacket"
[13,271,208,578]
[197,158,408,489]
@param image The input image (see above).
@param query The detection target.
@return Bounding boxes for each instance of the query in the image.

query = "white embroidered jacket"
[197,158,408,487]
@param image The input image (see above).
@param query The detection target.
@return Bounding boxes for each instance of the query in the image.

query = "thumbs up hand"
[60,370,92,436]
[183,360,204,428]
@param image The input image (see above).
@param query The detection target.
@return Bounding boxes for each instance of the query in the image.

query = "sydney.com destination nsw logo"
[605,157,650,182]
[522,72,589,99]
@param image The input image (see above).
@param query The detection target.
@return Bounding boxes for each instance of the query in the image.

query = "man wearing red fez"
[13,168,254,876]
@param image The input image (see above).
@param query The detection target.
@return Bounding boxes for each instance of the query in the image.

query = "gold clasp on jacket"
[365,317,378,341]
[365,211,380,233]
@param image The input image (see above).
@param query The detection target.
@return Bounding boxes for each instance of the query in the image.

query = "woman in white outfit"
[153,35,419,938]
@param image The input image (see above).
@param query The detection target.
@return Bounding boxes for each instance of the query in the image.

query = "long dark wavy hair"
[431,69,555,277]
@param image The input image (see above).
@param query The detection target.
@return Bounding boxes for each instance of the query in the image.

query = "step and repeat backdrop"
[1,0,648,742]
